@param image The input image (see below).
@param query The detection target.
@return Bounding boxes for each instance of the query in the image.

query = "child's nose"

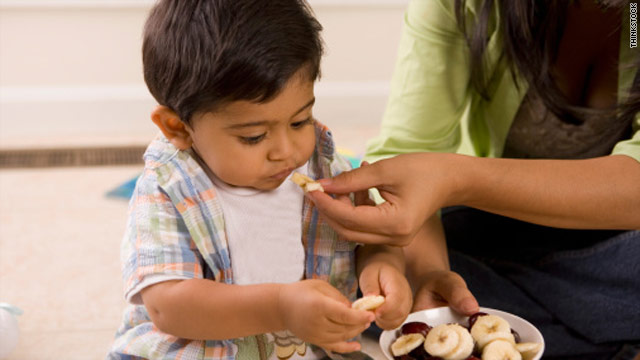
[267,133,295,161]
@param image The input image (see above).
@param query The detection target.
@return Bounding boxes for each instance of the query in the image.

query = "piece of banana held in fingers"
[290,172,324,192]
[423,323,474,360]
[390,333,425,357]
[351,295,385,311]
[482,339,523,360]
[470,314,515,350]
[515,342,543,360]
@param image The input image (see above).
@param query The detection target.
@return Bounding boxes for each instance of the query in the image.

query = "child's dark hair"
[142,0,324,125]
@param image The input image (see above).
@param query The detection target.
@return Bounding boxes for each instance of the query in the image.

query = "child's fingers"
[357,274,381,300]
[323,340,362,354]
[375,297,404,328]
[313,280,352,308]
[324,321,371,340]
[326,301,375,326]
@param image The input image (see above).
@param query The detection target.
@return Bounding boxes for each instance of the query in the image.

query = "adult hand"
[411,270,478,316]
[307,153,464,246]
[278,279,375,353]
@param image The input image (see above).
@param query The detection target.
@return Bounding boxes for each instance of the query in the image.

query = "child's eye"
[291,118,313,129]
[239,134,266,145]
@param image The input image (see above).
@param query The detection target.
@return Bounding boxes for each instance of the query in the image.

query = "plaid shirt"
[108,122,370,360]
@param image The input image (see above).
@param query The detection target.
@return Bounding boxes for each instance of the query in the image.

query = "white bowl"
[379,306,544,360]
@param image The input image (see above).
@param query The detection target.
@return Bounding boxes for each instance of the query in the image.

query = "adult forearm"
[456,154,640,229]
[142,279,284,340]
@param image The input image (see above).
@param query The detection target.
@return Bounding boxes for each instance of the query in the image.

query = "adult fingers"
[412,288,448,312]
[306,191,402,238]
[353,162,376,207]
[315,210,403,245]
[432,273,479,315]
[317,162,384,195]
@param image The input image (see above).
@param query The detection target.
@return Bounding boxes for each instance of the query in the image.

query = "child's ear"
[151,106,193,150]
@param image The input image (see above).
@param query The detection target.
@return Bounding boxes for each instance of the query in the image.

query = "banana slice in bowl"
[380,307,544,360]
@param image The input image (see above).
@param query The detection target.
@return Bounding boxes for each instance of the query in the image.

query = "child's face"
[187,73,317,191]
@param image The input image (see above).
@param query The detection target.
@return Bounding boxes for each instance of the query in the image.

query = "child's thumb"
[358,273,381,298]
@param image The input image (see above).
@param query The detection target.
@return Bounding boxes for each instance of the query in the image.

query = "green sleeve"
[364,0,471,162]
[612,112,640,163]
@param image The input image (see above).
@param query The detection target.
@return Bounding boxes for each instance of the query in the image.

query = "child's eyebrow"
[227,97,315,129]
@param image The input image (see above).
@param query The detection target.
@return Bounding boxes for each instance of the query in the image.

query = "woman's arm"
[460,154,640,229]
[308,153,640,245]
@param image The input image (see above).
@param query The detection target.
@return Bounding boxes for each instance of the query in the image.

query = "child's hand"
[278,279,375,353]
[412,270,479,315]
[359,263,413,330]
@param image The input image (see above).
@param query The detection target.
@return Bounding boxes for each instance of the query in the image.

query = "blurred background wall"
[0,0,408,153]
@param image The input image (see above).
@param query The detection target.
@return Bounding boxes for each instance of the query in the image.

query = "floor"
[0,122,387,360]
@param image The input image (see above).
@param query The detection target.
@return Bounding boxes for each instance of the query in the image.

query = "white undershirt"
[210,165,307,286]
[211,165,323,359]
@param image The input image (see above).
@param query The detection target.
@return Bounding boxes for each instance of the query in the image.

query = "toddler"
[108,1,412,359]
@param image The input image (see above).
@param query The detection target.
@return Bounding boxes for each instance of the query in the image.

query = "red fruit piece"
[511,328,521,343]
[467,312,488,329]
[401,321,432,336]
[393,355,414,360]
[465,356,481,360]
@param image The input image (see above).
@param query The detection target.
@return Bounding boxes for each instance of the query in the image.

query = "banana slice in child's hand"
[351,295,385,311]
[290,172,324,193]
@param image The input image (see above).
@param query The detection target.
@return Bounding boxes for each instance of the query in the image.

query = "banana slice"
[290,172,324,192]
[390,333,425,357]
[351,295,385,311]
[470,314,514,350]
[444,324,475,360]
[515,342,543,360]
[424,323,474,360]
[482,339,522,360]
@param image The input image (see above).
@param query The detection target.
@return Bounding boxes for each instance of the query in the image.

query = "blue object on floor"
[106,176,139,200]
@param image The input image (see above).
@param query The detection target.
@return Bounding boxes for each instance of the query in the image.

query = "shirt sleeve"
[364,0,472,162]
[612,113,640,163]
[120,170,205,304]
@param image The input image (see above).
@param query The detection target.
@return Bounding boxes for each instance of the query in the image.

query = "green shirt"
[365,0,639,162]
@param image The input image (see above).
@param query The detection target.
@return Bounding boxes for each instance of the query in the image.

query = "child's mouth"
[270,168,294,180]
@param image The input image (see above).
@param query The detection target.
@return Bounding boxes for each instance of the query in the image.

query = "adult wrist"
[442,153,476,207]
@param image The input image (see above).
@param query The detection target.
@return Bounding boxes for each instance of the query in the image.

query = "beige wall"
[0,1,407,151]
